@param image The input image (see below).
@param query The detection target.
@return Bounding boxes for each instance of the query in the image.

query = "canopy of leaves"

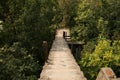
[0,0,57,79]
[0,0,120,79]
[71,0,120,79]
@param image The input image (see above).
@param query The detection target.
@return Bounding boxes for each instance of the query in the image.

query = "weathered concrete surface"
[96,68,117,80]
[39,29,86,80]
[112,79,120,80]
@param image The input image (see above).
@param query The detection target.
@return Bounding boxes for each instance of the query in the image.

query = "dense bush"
[79,39,120,80]
[71,0,120,79]
[0,42,40,80]
[0,0,120,79]
[0,0,57,79]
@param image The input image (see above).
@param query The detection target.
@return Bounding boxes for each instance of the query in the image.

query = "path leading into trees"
[39,28,86,80]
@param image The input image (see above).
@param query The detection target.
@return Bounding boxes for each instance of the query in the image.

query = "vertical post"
[63,31,66,38]
[65,32,67,37]
[42,41,48,62]
[71,42,73,53]
[65,32,67,41]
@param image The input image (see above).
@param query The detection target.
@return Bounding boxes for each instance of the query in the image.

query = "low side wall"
[96,68,120,80]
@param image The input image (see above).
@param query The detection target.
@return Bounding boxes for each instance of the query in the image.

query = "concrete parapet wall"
[96,68,119,80]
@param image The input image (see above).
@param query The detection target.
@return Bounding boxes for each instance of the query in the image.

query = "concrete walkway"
[39,29,86,80]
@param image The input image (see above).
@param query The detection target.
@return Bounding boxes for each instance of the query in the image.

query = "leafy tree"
[71,0,120,79]
[0,42,40,80]
[0,0,57,79]
[51,0,79,28]
[79,39,120,80]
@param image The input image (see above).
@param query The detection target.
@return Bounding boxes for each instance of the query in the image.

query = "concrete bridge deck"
[39,29,86,80]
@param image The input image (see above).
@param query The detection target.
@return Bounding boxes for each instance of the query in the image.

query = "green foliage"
[0,0,57,79]
[51,0,79,28]
[71,0,120,41]
[71,25,98,42]
[97,17,109,38]
[71,0,120,79]
[81,41,96,56]
[79,39,120,80]
[0,42,40,80]
[71,0,99,42]
[0,0,120,79]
